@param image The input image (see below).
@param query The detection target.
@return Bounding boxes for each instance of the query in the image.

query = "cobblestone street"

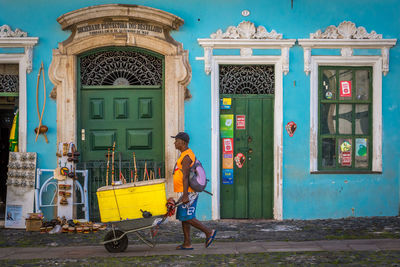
[0,216,399,266]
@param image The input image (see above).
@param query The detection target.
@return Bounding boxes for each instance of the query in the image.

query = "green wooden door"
[80,87,163,161]
[77,47,164,220]
[220,95,274,219]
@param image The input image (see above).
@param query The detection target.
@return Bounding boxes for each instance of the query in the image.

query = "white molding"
[0,37,39,74]
[210,21,283,40]
[0,25,27,38]
[309,21,383,40]
[299,21,397,76]
[0,54,27,152]
[198,55,284,220]
[0,31,38,153]
[198,39,295,75]
[308,56,382,172]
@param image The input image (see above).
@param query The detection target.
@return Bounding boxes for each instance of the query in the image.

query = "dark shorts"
[176,193,198,221]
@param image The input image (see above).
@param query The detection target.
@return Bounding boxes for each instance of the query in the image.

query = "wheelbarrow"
[96,179,178,252]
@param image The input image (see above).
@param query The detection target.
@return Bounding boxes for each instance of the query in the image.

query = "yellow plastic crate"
[97,179,167,223]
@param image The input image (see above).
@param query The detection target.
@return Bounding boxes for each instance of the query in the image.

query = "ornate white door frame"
[198,21,295,220]
[0,25,38,152]
[48,4,191,197]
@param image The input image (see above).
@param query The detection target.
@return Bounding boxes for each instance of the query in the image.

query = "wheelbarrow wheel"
[104,229,128,253]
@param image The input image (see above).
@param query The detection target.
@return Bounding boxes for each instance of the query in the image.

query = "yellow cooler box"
[97,179,167,223]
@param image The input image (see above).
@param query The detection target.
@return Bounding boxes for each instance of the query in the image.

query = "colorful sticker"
[222,138,233,153]
[285,121,297,137]
[234,153,246,168]
[236,115,246,130]
[220,98,232,110]
[356,138,367,157]
[220,114,234,138]
[222,169,233,184]
[325,91,333,99]
[222,153,234,169]
[340,81,352,97]
[340,140,351,152]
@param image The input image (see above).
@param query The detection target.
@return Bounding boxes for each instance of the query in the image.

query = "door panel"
[81,88,163,162]
[220,96,274,219]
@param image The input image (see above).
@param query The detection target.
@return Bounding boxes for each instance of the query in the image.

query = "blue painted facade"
[1,0,399,220]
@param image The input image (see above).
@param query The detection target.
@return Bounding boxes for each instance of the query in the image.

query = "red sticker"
[342,151,352,166]
[236,115,246,130]
[285,121,297,137]
[340,81,352,97]
[222,138,233,153]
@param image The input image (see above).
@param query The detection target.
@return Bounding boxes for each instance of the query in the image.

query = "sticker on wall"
[220,114,234,138]
[222,169,233,184]
[236,115,246,130]
[340,140,351,152]
[222,153,234,169]
[285,121,297,137]
[339,139,352,166]
[234,153,246,168]
[340,81,352,97]
[355,138,367,157]
[342,152,352,166]
[222,138,233,153]
[325,91,333,99]
[220,98,232,109]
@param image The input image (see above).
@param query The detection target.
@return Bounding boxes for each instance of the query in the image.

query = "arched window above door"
[80,50,163,86]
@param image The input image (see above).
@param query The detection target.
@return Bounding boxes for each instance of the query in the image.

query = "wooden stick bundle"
[111,142,115,185]
[106,148,110,186]
[133,152,138,182]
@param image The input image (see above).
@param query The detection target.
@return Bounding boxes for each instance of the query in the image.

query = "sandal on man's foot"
[205,230,217,248]
[176,245,194,250]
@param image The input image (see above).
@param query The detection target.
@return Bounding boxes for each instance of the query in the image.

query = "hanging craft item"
[234,153,246,168]
[34,62,49,143]
[285,121,297,137]
[9,110,19,152]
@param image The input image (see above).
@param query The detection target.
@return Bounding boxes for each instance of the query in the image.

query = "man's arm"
[181,155,192,204]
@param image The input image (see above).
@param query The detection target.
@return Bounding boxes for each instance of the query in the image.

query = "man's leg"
[187,218,213,239]
[181,221,192,248]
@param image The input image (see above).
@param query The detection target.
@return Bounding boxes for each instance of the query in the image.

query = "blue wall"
[1,0,399,220]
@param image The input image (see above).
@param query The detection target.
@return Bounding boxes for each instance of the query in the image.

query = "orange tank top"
[173,148,195,192]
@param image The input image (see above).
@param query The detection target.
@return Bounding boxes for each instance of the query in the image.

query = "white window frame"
[299,21,397,172]
[308,56,382,172]
[0,27,38,152]
[197,21,295,220]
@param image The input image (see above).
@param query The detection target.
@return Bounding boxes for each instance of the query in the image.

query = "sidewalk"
[0,239,399,260]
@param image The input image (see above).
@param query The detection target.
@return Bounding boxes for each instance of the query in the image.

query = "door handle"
[81,129,85,141]
[248,148,253,154]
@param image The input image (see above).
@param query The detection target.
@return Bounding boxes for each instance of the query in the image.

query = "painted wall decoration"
[234,153,246,168]
[285,121,297,137]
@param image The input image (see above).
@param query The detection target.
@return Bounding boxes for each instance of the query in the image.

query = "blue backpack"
[189,159,212,195]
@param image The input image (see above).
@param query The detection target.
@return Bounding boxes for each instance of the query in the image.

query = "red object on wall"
[340,81,352,97]
[236,115,246,129]
[222,138,233,153]
[285,121,297,137]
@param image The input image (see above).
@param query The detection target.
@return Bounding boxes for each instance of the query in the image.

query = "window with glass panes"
[318,66,372,170]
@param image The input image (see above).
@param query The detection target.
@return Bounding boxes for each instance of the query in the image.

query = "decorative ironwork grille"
[80,50,163,86]
[219,65,275,94]
[0,74,18,92]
